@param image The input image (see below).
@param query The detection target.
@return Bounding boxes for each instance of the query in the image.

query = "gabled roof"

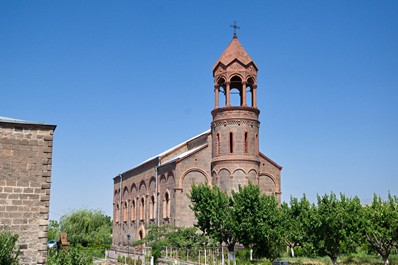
[259,152,283,170]
[160,143,207,168]
[118,130,211,177]
[213,35,257,71]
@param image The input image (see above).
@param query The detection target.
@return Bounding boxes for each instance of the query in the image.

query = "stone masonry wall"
[0,121,55,265]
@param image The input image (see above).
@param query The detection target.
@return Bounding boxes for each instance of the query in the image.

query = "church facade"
[111,33,282,249]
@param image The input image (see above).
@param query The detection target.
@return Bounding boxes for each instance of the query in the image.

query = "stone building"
[111,34,282,250]
[0,117,56,264]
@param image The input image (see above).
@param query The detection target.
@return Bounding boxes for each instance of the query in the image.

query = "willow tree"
[59,209,112,246]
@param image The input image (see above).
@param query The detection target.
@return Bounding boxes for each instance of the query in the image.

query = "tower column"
[252,85,257,108]
[242,82,247,106]
[214,86,219,108]
[226,82,231,107]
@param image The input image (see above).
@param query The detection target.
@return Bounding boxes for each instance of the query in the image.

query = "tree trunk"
[383,256,390,265]
[250,248,253,261]
[221,244,224,265]
[328,255,337,265]
[227,243,236,265]
[290,247,295,258]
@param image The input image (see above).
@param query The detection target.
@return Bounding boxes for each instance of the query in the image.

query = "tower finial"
[230,21,240,38]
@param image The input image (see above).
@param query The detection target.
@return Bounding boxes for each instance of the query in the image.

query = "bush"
[46,248,93,265]
[0,230,20,265]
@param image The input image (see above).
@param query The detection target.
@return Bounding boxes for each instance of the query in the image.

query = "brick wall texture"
[0,120,55,265]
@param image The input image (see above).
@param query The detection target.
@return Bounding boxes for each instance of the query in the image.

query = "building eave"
[0,116,56,130]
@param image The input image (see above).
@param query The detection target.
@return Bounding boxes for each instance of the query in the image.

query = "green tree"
[232,182,283,261]
[362,193,398,265]
[0,230,20,265]
[280,195,315,257]
[311,193,363,265]
[59,209,112,246]
[232,183,261,260]
[254,193,284,261]
[189,184,238,261]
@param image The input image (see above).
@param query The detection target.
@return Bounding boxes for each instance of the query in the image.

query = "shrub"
[0,230,20,265]
[46,248,93,265]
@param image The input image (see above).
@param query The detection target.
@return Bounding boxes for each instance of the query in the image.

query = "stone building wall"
[0,118,56,265]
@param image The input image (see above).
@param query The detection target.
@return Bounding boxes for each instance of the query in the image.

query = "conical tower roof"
[213,35,258,73]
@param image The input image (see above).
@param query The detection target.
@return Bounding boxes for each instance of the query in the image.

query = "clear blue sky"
[1,1,397,220]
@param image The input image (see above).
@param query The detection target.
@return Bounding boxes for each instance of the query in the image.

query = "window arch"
[230,76,243,106]
[216,77,226,108]
[246,77,255,107]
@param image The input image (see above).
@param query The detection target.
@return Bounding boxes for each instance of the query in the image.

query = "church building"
[111,32,282,250]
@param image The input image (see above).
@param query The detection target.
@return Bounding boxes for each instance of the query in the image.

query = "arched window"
[229,132,234,153]
[131,199,136,221]
[123,201,128,223]
[163,192,170,219]
[230,76,243,106]
[140,197,145,221]
[217,78,226,108]
[247,77,255,107]
[115,203,120,223]
[244,132,248,154]
[216,133,221,156]
[149,195,155,220]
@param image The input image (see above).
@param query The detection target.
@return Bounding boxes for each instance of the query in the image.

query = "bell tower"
[211,32,261,193]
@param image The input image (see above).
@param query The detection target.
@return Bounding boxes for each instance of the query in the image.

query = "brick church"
[111,32,282,250]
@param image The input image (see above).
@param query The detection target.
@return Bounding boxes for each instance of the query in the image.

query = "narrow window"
[216,133,221,155]
[149,195,155,220]
[123,201,128,222]
[163,192,170,219]
[166,192,170,218]
[140,197,145,221]
[115,203,120,223]
[244,132,248,154]
[131,199,136,221]
[229,132,234,153]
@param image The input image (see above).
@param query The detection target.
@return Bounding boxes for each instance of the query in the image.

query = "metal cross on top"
[230,21,240,36]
